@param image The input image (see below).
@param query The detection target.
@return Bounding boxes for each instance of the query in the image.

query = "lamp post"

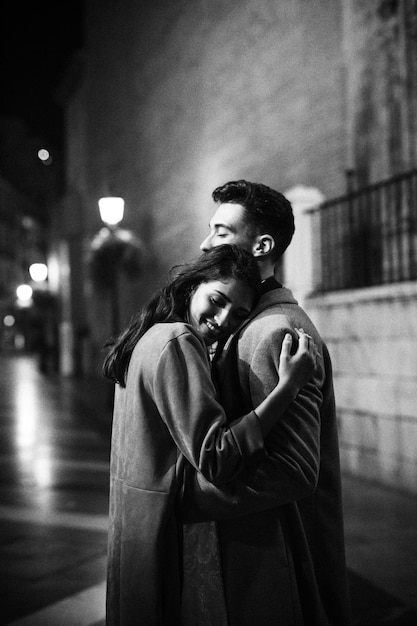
[90,196,142,345]
[98,197,125,337]
[27,262,58,373]
[15,284,33,350]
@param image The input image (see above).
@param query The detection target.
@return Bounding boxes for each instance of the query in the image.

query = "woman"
[104,244,317,625]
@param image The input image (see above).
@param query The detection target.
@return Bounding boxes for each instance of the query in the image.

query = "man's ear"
[252,234,275,257]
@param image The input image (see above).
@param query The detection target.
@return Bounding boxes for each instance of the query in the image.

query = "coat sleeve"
[181,327,324,521]
[152,330,264,486]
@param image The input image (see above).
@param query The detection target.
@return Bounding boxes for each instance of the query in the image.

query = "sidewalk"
[342,474,417,625]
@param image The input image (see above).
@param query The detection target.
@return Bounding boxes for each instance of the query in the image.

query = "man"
[181,180,352,625]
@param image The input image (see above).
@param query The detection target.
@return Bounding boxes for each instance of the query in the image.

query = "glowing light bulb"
[38,148,50,161]
[29,263,48,282]
[98,197,125,226]
[16,284,33,301]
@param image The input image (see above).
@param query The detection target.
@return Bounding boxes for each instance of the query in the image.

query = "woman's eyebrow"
[213,289,231,302]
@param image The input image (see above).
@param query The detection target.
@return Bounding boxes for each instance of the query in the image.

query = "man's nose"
[200,234,213,251]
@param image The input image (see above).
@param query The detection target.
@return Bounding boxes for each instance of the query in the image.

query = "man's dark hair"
[212,179,295,260]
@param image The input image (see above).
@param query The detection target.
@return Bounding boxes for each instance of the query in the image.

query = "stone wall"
[306,283,417,495]
[60,0,417,489]
[343,0,417,184]
[284,198,417,496]
[81,0,346,311]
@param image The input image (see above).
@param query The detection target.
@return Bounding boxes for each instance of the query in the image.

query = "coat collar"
[246,285,297,324]
[219,285,298,353]
[261,275,282,293]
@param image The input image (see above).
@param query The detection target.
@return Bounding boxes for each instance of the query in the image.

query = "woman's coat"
[106,321,264,625]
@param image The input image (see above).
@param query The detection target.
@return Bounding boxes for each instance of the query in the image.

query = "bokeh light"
[38,148,50,161]
[37,148,53,165]
[16,284,33,301]
[29,263,48,282]
[3,315,15,327]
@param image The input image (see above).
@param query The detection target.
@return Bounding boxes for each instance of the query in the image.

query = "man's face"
[200,203,256,253]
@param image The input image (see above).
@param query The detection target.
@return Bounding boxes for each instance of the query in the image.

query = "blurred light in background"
[3,315,15,327]
[98,196,125,226]
[16,284,33,301]
[29,262,48,282]
[37,147,52,165]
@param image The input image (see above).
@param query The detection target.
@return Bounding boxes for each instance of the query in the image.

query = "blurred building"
[0,175,52,351]
[52,0,416,494]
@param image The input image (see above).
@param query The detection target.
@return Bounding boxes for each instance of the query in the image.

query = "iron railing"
[309,169,417,292]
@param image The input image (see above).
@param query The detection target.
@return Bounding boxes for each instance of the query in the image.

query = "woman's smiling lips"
[205,319,222,336]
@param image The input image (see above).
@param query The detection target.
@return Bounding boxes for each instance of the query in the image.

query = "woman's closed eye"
[210,296,226,307]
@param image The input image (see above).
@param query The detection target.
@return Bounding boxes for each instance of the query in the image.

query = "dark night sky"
[0,2,84,147]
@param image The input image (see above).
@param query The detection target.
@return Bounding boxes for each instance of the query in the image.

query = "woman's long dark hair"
[103,244,261,387]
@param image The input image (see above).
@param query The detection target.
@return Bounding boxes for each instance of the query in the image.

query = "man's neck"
[261,272,275,281]
[257,257,276,281]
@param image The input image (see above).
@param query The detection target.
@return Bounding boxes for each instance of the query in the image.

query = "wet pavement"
[0,352,416,625]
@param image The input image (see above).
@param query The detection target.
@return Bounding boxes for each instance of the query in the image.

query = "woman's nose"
[214,308,230,328]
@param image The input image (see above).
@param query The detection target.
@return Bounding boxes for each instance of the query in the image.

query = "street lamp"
[26,263,58,373]
[16,284,33,304]
[90,197,142,339]
[15,284,33,351]
[98,197,125,227]
[98,197,125,336]
[29,263,48,283]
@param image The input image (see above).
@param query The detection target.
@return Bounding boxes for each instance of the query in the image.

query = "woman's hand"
[278,328,318,390]
[253,328,320,436]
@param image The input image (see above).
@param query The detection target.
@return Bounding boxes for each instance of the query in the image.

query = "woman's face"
[188,278,255,345]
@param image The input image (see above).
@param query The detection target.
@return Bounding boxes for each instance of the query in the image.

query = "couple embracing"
[105,180,352,625]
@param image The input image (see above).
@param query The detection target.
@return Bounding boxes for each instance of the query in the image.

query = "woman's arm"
[181,340,329,522]
[152,328,316,486]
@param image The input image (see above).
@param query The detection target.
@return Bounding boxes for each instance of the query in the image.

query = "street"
[0,352,111,625]
[0,352,416,625]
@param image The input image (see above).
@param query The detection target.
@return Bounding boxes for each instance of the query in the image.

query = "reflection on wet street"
[0,352,111,625]
[0,352,416,625]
